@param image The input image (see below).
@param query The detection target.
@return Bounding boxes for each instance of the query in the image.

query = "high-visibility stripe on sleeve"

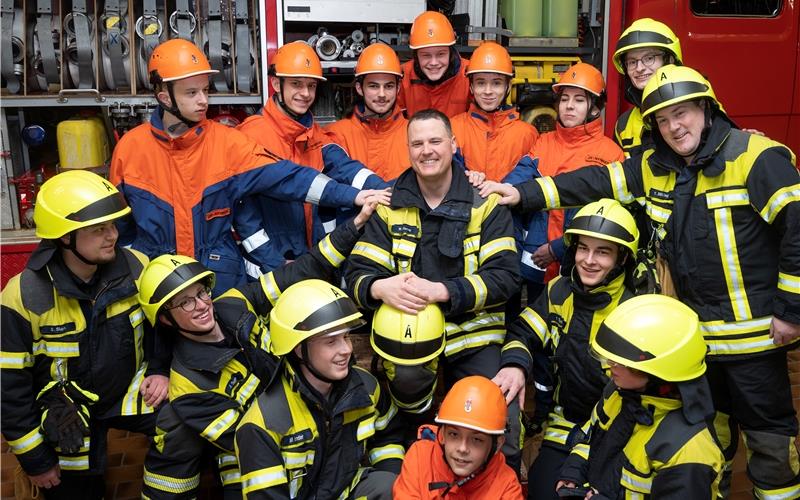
[244,259,263,280]
[352,168,374,190]
[202,408,239,442]
[352,242,395,271]
[375,403,398,430]
[463,235,480,255]
[356,416,377,441]
[464,275,488,311]
[306,174,332,204]
[241,466,287,494]
[0,350,34,369]
[242,229,271,252]
[571,442,590,460]
[260,272,282,305]
[318,234,345,267]
[714,208,752,321]
[479,236,516,264]
[621,469,652,493]
[143,469,201,494]
[778,272,800,295]
[322,219,337,233]
[760,184,800,224]
[369,444,405,464]
[537,177,560,209]
[607,162,634,204]
[59,455,90,471]
[753,482,800,500]
[8,428,44,454]
[519,307,548,344]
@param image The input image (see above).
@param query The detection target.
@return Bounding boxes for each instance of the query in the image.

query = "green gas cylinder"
[542,0,579,37]
[504,0,543,38]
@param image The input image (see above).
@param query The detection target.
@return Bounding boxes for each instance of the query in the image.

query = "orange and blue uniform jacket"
[398,55,471,118]
[110,107,359,294]
[237,97,388,275]
[326,103,410,181]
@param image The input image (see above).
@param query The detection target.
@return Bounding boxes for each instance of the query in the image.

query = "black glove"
[38,382,96,454]
[631,248,661,295]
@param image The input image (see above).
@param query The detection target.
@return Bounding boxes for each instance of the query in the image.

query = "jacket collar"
[554,118,604,146]
[172,328,241,373]
[283,360,372,414]
[391,157,473,214]
[466,103,518,132]
[568,271,627,311]
[263,96,317,144]
[353,103,406,134]
[148,106,209,150]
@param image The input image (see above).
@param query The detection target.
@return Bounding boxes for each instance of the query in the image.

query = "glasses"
[166,287,212,313]
[624,52,664,71]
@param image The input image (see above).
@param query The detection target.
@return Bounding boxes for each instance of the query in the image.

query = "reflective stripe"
[318,234,345,267]
[778,272,800,295]
[645,202,671,224]
[243,229,270,252]
[0,350,33,369]
[392,239,417,258]
[8,428,44,454]
[121,363,152,416]
[59,456,90,470]
[447,312,505,333]
[464,254,478,275]
[706,332,777,356]
[700,316,772,336]
[322,219,337,233]
[143,469,201,494]
[351,168,374,190]
[444,331,505,357]
[753,482,800,500]
[352,242,395,271]
[538,177,560,209]
[607,162,634,204]
[620,469,652,492]
[519,308,548,344]
[357,416,377,440]
[375,403,398,430]
[283,450,315,467]
[714,208,751,320]
[369,444,405,464]
[306,174,332,204]
[543,427,570,444]
[242,466,287,493]
[202,408,238,442]
[760,184,800,224]
[571,442,590,459]
[533,381,551,392]
[260,273,281,304]
[219,468,241,486]
[234,373,260,407]
[479,236,516,264]
[41,342,80,357]
[245,259,263,279]
[463,235,480,254]
[218,453,239,466]
[464,275,488,310]
[705,189,749,208]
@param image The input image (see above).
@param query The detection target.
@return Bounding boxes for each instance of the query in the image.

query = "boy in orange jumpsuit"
[327,44,409,181]
[398,11,471,118]
[393,376,523,499]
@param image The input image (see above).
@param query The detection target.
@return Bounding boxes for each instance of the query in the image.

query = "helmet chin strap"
[274,79,306,121]
[59,233,100,266]
[158,82,199,128]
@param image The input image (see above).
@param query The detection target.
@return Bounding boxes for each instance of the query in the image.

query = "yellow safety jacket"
[346,163,520,358]
[517,117,800,358]
[614,107,649,158]
[1,243,157,475]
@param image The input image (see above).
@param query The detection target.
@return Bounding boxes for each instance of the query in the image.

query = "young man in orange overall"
[398,11,471,118]
[110,39,377,294]
[327,44,410,181]
[393,376,523,499]
[237,41,390,274]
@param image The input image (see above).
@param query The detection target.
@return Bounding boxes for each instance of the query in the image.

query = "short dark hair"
[407,108,453,137]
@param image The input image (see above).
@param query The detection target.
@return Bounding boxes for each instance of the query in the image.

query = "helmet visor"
[66,192,129,223]
[294,297,363,333]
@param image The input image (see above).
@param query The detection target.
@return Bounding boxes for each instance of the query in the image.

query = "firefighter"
[137,197,380,499]
[450,41,539,184]
[327,43,410,181]
[345,109,524,471]
[556,295,724,498]
[392,376,524,499]
[235,280,404,499]
[1,170,168,499]
[482,64,800,499]
[526,63,625,285]
[109,39,381,294]
[497,199,639,500]
[398,10,471,118]
[611,18,682,157]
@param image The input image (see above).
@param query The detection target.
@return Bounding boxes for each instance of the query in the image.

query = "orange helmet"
[355,43,402,77]
[148,39,218,84]
[552,62,605,97]
[272,41,327,81]
[466,42,513,77]
[409,11,456,50]
[435,376,507,435]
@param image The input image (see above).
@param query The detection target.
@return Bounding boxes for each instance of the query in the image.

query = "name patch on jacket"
[41,322,76,334]
[391,224,419,237]
[281,429,313,447]
[206,208,232,221]
[649,188,673,200]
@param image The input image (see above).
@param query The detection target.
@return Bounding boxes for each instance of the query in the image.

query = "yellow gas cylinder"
[56,115,111,169]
